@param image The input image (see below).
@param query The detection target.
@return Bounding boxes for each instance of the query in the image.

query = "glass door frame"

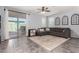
[8,16,27,38]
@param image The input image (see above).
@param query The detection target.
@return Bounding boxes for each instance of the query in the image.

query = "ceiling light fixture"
[37,6,50,14]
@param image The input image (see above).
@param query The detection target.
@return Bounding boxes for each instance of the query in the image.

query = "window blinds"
[8,10,26,19]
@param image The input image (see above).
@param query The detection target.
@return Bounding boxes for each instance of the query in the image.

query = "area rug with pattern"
[29,35,69,51]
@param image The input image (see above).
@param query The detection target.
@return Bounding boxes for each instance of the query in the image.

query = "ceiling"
[5,6,79,16]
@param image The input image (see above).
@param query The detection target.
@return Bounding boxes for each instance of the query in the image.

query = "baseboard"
[1,36,17,42]
[71,37,79,39]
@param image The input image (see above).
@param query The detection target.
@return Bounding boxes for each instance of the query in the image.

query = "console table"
[28,29,37,37]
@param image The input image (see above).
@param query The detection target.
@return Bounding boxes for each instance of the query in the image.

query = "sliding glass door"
[18,18,26,36]
[8,17,26,38]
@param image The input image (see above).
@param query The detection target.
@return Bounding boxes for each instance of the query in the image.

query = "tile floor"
[0,36,79,53]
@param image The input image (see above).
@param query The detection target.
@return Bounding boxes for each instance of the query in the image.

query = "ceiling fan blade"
[46,7,48,9]
[46,10,50,12]
[42,6,45,11]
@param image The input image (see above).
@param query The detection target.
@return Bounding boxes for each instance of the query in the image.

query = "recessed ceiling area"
[5,6,79,16]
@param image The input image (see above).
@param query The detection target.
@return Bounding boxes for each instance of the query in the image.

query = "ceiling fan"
[37,6,50,14]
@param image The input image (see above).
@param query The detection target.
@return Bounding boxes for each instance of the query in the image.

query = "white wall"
[0,6,5,41]
[41,16,47,27]
[27,13,46,29]
[0,6,9,41]
[48,16,55,27]
[4,9,9,40]
[48,10,79,38]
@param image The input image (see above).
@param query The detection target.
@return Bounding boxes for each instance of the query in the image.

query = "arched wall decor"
[71,14,79,25]
[55,17,60,25]
[62,16,69,25]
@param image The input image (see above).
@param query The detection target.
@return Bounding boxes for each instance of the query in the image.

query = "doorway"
[8,17,26,38]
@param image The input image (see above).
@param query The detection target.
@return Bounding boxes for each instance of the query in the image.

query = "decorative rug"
[29,35,69,51]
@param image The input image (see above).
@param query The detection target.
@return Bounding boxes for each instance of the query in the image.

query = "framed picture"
[55,17,60,25]
[62,16,68,25]
[71,14,79,25]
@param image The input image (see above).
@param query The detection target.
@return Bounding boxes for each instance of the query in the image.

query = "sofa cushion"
[46,28,50,31]
[39,29,44,32]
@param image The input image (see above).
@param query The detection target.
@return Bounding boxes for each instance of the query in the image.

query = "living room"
[0,6,79,53]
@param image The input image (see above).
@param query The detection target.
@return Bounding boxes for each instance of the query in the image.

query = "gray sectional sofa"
[28,27,71,38]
